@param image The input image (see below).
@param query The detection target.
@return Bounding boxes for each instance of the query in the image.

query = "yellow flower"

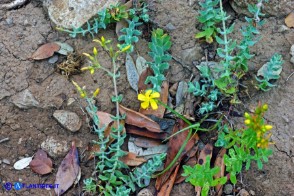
[138,90,160,110]
[244,119,251,125]
[264,125,273,131]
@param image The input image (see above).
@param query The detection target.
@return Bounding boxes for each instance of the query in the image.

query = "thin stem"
[219,0,229,66]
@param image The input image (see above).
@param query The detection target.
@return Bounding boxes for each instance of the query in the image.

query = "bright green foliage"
[183,156,227,196]
[256,53,284,91]
[145,28,172,92]
[188,64,220,114]
[195,0,221,43]
[74,38,165,195]
[216,104,273,184]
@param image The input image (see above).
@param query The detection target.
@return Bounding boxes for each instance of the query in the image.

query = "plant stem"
[219,0,229,67]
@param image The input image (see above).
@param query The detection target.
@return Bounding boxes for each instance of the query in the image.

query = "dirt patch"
[0,1,293,196]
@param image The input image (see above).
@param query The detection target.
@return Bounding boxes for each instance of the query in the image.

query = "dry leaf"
[115,19,128,37]
[175,156,197,184]
[97,111,113,127]
[133,137,162,148]
[285,12,294,28]
[55,141,80,195]
[156,120,199,190]
[214,148,226,196]
[120,152,146,166]
[138,67,154,92]
[29,149,52,175]
[119,105,161,133]
[30,43,60,60]
[136,55,148,75]
[14,157,33,170]
[126,53,139,92]
[126,125,168,140]
[139,81,169,118]
[157,165,180,196]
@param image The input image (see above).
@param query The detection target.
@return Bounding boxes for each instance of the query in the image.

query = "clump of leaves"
[145,28,172,92]
[183,156,227,196]
[188,63,220,114]
[216,103,273,184]
[74,37,165,195]
[195,0,221,43]
[256,53,284,91]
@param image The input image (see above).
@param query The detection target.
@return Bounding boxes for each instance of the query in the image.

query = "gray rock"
[224,184,233,194]
[137,188,153,196]
[181,46,202,66]
[11,89,40,109]
[239,189,250,196]
[53,110,82,132]
[48,55,58,64]
[230,0,293,17]
[290,45,294,64]
[44,0,119,29]
[41,136,69,158]
[5,17,13,26]
[2,159,11,165]
[165,22,176,31]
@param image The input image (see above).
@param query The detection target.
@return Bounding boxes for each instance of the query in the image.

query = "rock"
[290,45,294,64]
[41,136,69,158]
[2,159,11,165]
[165,22,176,31]
[67,98,76,106]
[48,55,58,64]
[11,89,40,109]
[181,46,202,66]
[239,189,250,196]
[249,190,256,195]
[277,25,289,33]
[224,184,233,194]
[5,17,13,26]
[43,0,119,29]
[230,0,293,17]
[137,188,153,196]
[53,110,82,132]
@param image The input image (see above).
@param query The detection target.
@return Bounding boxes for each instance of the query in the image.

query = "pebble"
[277,25,289,33]
[239,189,250,196]
[290,45,294,64]
[5,17,13,26]
[11,89,40,109]
[137,188,153,196]
[53,110,82,132]
[165,22,176,31]
[2,159,11,165]
[48,55,58,64]
[224,184,233,194]
[67,97,76,106]
[249,190,256,195]
[41,136,69,158]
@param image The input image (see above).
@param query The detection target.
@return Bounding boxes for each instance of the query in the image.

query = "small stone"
[224,184,233,194]
[290,45,294,57]
[23,19,29,26]
[0,160,2,164]
[277,25,289,33]
[165,23,176,31]
[249,190,256,195]
[41,136,69,158]
[67,98,76,106]
[137,188,153,196]
[6,17,13,26]
[181,46,203,65]
[239,189,250,196]
[48,55,58,64]
[11,89,40,109]
[53,110,82,132]
[2,159,11,165]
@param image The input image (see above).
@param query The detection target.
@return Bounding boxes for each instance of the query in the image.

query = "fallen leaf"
[55,42,74,55]
[285,12,294,28]
[119,105,161,133]
[138,67,154,92]
[30,149,53,175]
[195,143,213,195]
[55,141,80,195]
[116,19,128,37]
[14,157,33,170]
[126,125,168,140]
[133,137,162,148]
[97,111,113,127]
[169,82,178,96]
[120,152,146,166]
[139,81,169,118]
[176,81,188,106]
[30,43,60,60]
[136,55,148,75]
[126,53,139,92]
[157,165,180,196]
[214,148,226,196]
[156,120,199,190]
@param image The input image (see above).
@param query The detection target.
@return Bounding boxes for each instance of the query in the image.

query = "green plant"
[195,0,221,43]
[182,156,227,196]
[255,53,284,91]
[74,38,165,195]
[215,103,273,184]
[145,28,172,92]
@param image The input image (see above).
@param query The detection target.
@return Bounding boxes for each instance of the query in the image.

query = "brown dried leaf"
[126,125,168,140]
[138,67,154,92]
[97,111,113,127]
[30,43,60,60]
[55,141,80,195]
[174,156,197,184]
[116,19,128,38]
[157,165,180,196]
[119,105,161,133]
[285,12,294,28]
[139,81,169,118]
[214,148,226,196]
[120,152,146,166]
[156,120,199,190]
[29,149,52,175]
[133,137,162,148]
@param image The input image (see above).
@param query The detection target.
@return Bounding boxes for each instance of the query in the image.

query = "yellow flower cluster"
[244,104,274,148]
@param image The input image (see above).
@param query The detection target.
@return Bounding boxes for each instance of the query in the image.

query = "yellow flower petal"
[150,92,160,98]
[150,99,158,110]
[141,101,149,109]
[145,89,152,97]
[138,94,147,101]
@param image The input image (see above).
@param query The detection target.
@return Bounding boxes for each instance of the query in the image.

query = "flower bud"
[265,125,273,130]
[244,112,250,119]
[244,119,251,125]
[262,104,268,111]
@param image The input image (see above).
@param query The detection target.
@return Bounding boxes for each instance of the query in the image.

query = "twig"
[0,138,9,144]
[286,71,294,82]
[0,0,28,10]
